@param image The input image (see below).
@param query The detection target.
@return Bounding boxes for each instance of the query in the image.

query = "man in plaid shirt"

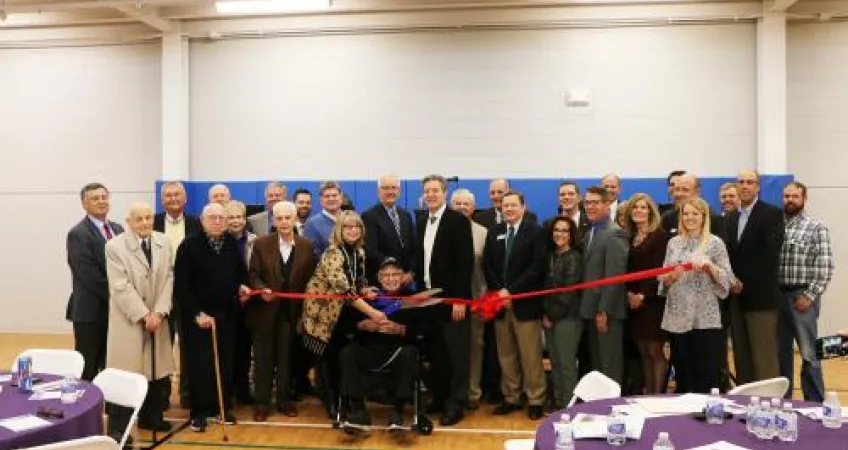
[778,181,835,402]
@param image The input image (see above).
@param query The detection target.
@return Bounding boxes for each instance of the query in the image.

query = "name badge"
[496,234,507,241]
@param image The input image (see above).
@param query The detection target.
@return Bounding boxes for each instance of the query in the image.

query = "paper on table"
[794,406,848,421]
[32,380,65,392]
[611,403,679,418]
[0,414,52,432]
[571,413,645,440]
[685,441,752,450]
[630,394,738,415]
[29,391,62,401]
[0,374,12,383]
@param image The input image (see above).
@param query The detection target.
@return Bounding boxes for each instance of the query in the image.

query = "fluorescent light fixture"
[215,0,329,14]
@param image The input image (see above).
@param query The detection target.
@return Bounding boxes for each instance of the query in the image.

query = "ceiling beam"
[112,3,174,31]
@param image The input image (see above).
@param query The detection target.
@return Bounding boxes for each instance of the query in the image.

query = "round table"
[0,374,104,450]
[535,395,848,449]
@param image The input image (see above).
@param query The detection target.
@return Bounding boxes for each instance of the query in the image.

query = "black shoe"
[528,405,544,420]
[387,410,405,434]
[440,409,464,426]
[189,417,206,432]
[139,419,173,432]
[492,402,521,415]
[342,409,371,435]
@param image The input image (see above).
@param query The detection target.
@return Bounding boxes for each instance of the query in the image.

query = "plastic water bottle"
[60,376,78,404]
[652,431,675,450]
[553,413,574,450]
[746,396,760,435]
[758,400,774,439]
[776,401,798,442]
[768,398,781,438]
[823,391,843,429]
[606,411,627,446]
[705,388,725,425]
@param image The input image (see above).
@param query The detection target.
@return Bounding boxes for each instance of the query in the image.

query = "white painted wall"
[189,24,756,180]
[788,21,848,336]
[0,43,162,332]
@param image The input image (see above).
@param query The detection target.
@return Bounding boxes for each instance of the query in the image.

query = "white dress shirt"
[279,234,295,263]
[423,203,447,289]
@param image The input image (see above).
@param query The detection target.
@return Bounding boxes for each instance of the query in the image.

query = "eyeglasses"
[379,272,404,279]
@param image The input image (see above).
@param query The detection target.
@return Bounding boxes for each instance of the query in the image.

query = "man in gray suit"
[248,181,287,236]
[579,186,629,384]
[66,182,124,381]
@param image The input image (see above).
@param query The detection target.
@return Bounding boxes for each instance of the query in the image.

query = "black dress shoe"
[492,402,521,415]
[528,405,544,420]
[440,409,464,426]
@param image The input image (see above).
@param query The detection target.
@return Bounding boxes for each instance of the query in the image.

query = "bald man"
[473,178,538,229]
[175,203,251,432]
[660,173,727,242]
[601,174,622,222]
[105,203,175,436]
[362,174,415,283]
[208,184,232,205]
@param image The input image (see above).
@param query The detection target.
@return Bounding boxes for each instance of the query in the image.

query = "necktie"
[141,239,152,266]
[587,227,595,250]
[504,225,515,277]
[429,215,437,225]
[388,207,403,245]
[103,223,113,240]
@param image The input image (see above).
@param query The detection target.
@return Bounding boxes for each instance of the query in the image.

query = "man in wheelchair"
[338,257,436,435]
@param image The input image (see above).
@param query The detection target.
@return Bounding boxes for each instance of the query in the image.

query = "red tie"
[103,223,113,240]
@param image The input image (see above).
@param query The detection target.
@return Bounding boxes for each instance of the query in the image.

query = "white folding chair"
[11,349,85,378]
[504,438,536,450]
[567,370,622,408]
[92,369,148,450]
[23,435,119,450]
[727,377,790,398]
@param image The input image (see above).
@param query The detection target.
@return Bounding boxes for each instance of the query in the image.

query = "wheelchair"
[331,333,434,436]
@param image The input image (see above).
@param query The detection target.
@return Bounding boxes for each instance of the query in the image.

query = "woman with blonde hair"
[622,193,670,394]
[659,198,734,393]
[301,211,385,416]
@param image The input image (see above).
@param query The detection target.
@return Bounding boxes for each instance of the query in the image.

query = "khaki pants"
[469,315,485,402]
[494,309,546,405]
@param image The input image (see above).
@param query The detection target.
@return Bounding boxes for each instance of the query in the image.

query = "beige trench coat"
[105,231,175,380]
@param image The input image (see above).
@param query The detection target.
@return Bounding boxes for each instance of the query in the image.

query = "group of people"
[64,169,835,439]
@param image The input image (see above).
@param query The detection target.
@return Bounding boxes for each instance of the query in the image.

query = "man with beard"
[777,181,834,402]
[293,188,313,235]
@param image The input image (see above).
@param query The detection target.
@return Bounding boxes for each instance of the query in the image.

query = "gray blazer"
[579,221,629,321]
[66,217,125,323]
[248,211,272,237]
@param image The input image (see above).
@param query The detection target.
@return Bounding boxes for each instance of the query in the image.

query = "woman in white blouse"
[660,198,734,394]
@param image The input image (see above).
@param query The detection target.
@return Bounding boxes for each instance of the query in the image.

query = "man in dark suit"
[362,174,415,283]
[66,183,124,381]
[726,169,785,384]
[483,191,548,420]
[247,201,317,421]
[153,181,202,407]
[473,178,538,229]
[578,186,629,384]
[415,174,474,426]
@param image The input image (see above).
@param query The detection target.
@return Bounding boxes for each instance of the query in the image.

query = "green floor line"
[140,439,381,450]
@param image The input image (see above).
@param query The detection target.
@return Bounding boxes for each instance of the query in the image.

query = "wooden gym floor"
[2,333,847,450]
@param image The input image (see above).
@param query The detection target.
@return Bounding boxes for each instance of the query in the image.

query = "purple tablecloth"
[0,374,104,450]
[535,395,848,449]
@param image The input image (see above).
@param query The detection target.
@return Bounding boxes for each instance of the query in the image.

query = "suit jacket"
[473,207,538,230]
[483,219,548,320]
[361,203,415,282]
[247,211,274,237]
[661,207,728,244]
[66,217,125,323]
[105,231,175,380]
[247,234,317,331]
[153,212,202,237]
[414,207,474,320]
[579,221,630,320]
[726,199,785,311]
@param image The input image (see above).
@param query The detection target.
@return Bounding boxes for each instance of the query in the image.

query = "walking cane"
[211,321,229,442]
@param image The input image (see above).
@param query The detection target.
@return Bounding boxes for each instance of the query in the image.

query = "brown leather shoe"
[253,407,270,422]
[277,402,298,417]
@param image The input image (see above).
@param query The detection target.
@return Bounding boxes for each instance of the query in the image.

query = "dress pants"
[233,310,253,400]
[184,314,235,419]
[494,309,546,406]
[733,308,780,382]
[428,316,470,413]
[778,288,825,402]
[252,317,293,408]
[585,318,624,385]
[728,296,755,384]
[671,329,722,394]
[340,342,418,401]
[544,318,583,407]
[73,321,108,381]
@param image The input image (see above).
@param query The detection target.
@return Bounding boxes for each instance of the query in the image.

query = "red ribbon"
[247,263,693,322]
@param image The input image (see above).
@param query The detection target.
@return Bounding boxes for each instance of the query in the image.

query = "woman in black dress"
[621,193,670,394]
